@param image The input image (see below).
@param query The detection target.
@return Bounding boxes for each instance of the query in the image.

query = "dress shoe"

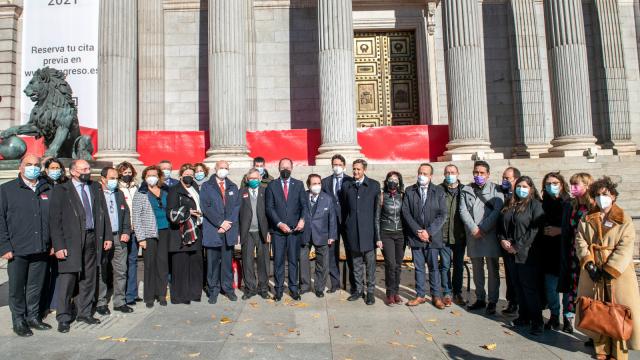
[544,314,560,330]
[113,305,134,313]
[562,316,574,334]
[385,295,396,306]
[226,292,238,302]
[509,317,530,327]
[394,294,403,304]
[406,297,427,307]
[529,323,543,336]
[467,300,487,311]
[290,291,301,301]
[274,294,282,302]
[96,306,111,316]
[208,295,218,304]
[443,296,453,307]
[432,297,445,310]
[13,322,33,337]
[135,297,143,302]
[146,302,154,308]
[365,293,375,305]
[76,316,101,325]
[57,322,70,333]
[27,319,52,330]
[326,287,339,294]
[347,292,362,302]
[315,291,325,298]
[485,302,497,315]
[158,300,168,306]
[126,301,137,306]
[452,294,466,305]
[259,292,271,300]
[502,302,518,315]
[242,292,255,300]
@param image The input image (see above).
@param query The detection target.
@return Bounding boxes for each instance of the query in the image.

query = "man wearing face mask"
[241,157,274,188]
[159,160,179,188]
[499,166,521,315]
[459,161,504,315]
[499,167,521,202]
[299,174,337,298]
[403,163,448,309]
[265,158,309,301]
[320,154,354,293]
[95,167,133,316]
[200,160,240,303]
[49,160,113,333]
[0,154,53,336]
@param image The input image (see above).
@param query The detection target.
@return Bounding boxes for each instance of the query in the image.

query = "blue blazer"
[265,177,309,235]
[301,191,337,246]
[401,183,448,249]
[200,177,240,247]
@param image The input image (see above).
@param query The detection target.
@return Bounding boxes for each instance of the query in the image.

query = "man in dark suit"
[50,160,113,333]
[265,158,309,301]
[159,160,179,188]
[342,159,381,305]
[402,163,448,309]
[239,168,271,300]
[320,154,353,293]
[95,167,133,315]
[300,174,337,298]
[200,160,240,304]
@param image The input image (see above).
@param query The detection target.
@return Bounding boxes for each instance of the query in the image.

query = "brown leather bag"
[577,282,633,341]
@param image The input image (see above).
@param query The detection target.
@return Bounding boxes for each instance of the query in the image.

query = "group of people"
[0,154,638,359]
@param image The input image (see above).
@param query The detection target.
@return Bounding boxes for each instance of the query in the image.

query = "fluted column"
[593,0,636,155]
[95,0,141,165]
[138,0,165,130]
[0,4,22,129]
[544,0,598,156]
[204,0,252,168]
[246,0,257,131]
[439,0,502,161]
[508,0,550,158]
[315,0,363,165]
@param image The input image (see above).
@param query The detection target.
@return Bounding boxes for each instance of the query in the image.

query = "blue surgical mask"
[48,169,62,181]
[162,169,172,179]
[545,184,561,197]
[107,179,118,192]
[256,167,265,176]
[24,165,41,180]
[515,187,530,199]
[195,171,206,181]
[445,175,457,184]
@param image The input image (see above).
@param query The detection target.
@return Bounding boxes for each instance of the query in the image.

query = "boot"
[562,316,574,334]
[544,314,560,330]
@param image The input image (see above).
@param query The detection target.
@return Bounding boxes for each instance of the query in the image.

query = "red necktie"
[219,181,226,204]
[283,180,289,201]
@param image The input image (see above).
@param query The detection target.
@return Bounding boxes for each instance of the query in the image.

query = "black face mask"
[121,175,133,184]
[78,173,91,183]
[387,180,398,190]
[280,169,291,179]
[182,176,194,186]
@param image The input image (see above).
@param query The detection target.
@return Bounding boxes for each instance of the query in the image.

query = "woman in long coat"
[575,177,640,360]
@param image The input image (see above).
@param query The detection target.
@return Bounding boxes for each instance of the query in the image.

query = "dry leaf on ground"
[98,336,112,341]
[188,353,200,358]
[220,317,233,324]
[482,343,497,351]
[113,337,128,343]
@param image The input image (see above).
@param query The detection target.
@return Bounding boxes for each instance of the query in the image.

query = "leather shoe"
[259,292,271,300]
[502,302,518,315]
[274,294,282,302]
[467,300,487,311]
[27,319,52,330]
[113,305,134,313]
[290,291,301,301]
[347,292,362,302]
[315,291,324,298]
[226,292,238,302]
[146,302,154,308]
[76,316,101,325]
[406,297,427,307]
[242,292,255,300]
[57,322,70,333]
[96,305,110,316]
[208,296,218,304]
[126,301,137,306]
[452,294,466,305]
[432,297,445,310]
[13,322,33,337]
[365,293,375,305]
[158,300,168,306]
[326,287,339,294]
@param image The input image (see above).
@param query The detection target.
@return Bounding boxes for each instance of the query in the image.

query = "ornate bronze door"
[354,31,419,127]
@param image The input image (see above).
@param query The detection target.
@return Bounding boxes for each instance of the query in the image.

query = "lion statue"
[0,67,93,160]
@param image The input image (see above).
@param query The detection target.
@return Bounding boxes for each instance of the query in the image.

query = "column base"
[437,140,503,161]
[545,136,598,157]
[204,148,253,169]
[605,140,637,156]
[93,150,143,166]
[511,144,551,159]
[315,144,364,166]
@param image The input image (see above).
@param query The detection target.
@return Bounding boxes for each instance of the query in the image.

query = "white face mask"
[310,184,322,195]
[596,195,613,210]
[418,175,430,186]
[216,169,229,179]
[162,169,172,179]
[146,176,159,187]
[333,166,344,176]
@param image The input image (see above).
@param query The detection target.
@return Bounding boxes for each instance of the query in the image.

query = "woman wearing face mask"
[497,176,545,335]
[166,164,203,304]
[575,177,640,360]
[132,166,170,308]
[375,171,405,306]
[193,162,210,187]
[539,172,571,332]
[42,157,68,185]
[558,172,594,334]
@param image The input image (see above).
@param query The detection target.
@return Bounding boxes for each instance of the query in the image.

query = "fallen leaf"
[482,343,497,351]
[288,328,296,333]
[334,325,340,329]
[387,341,402,347]
[153,324,162,329]
[291,302,309,308]
[503,330,513,336]
[450,310,462,317]
[426,318,438,323]
[98,336,112,341]
[276,345,284,351]
[211,314,216,320]
[405,344,417,349]
[220,317,232,325]
[188,353,200,358]
[249,302,259,309]
[312,313,321,319]
[245,332,253,338]
[394,329,402,335]
[344,333,352,338]
[113,337,128,343]
[446,329,461,336]
[355,338,366,344]
[424,333,434,342]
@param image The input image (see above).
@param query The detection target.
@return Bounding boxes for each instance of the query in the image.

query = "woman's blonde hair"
[569,172,594,209]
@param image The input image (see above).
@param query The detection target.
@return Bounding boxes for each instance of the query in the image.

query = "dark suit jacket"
[302,191,337,246]
[166,183,202,252]
[200,177,240,247]
[341,176,381,253]
[402,183,448,249]
[239,186,269,243]
[321,174,353,224]
[265,177,309,235]
[49,180,113,273]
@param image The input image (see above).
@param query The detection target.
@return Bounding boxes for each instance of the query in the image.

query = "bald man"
[49,159,113,333]
[0,154,53,336]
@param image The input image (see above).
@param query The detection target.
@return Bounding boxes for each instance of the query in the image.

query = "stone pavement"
[0,261,638,360]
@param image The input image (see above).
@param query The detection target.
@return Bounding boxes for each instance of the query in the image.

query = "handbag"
[577,281,633,341]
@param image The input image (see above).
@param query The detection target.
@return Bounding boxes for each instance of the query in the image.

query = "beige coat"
[575,204,640,349]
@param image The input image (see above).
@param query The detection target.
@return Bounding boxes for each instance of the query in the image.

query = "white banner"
[20,0,99,128]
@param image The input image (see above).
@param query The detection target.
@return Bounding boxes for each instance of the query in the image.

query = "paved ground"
[0,260,638,360]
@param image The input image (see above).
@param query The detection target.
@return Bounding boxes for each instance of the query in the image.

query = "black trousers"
[142,229,169,304]
[512,261,543,325]
[380,231,404,296]
[40,253,58,316]
[503,253,518,306]
[8,253,48,326]
[56,230,97,323]
[299,242,330,293]
[170,250,203,303]
[206,244,234,298]
[241,231,270,295]
[272,233,299,295]
[448,241,466,296]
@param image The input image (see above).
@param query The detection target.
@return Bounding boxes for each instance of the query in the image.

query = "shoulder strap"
[473,186,495,212]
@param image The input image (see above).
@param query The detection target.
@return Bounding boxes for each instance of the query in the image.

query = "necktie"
[310,195,318,214]
[334,176,342,196]
[81,184,94,229]
[219,181,226,204]
[283,180,289,201]
[421,187,427,205]
[251,189,257,199]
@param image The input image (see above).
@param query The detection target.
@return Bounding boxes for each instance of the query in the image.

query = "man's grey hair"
[247,168,260,177]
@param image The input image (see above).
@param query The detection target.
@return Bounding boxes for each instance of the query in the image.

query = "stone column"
[593,0,636,155]
[543,0,598,156]
[204,0,252,168]
[439,0,501,161]
[137,0,165,130]
[508,0,550,158]
[95,0,141,165]
[0,4,22,129]
[315,0,363,165]
[246,0,257,131]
